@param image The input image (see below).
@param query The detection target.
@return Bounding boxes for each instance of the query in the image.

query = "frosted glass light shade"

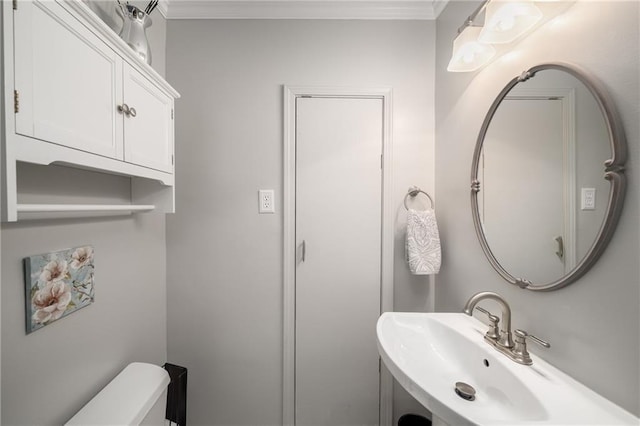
[478,1,543,44]
[447,26,496,72]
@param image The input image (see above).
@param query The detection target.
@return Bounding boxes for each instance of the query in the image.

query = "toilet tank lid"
[65,362,170,426]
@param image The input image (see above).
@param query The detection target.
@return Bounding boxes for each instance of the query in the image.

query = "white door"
[295,97,382,426]
[123,64,174,172]
[13,0,123,159]
[482,98,565,283]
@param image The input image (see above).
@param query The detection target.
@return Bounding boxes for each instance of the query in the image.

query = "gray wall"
[165,19,435,425]
[435,0,639,416]
[1,8,169,423]
[1,212,167,425]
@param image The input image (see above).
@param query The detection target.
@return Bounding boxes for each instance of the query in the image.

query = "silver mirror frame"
[471,62,627,291]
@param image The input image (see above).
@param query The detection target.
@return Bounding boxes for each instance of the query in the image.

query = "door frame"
[283,86,394,426]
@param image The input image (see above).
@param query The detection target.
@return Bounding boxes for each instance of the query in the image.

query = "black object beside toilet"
[164,363,188,426]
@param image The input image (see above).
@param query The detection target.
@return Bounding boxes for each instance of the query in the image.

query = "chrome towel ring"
[403,186,434,210]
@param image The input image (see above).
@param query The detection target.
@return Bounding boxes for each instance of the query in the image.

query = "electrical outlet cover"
[259,190,275,213]
[581,188,596,210]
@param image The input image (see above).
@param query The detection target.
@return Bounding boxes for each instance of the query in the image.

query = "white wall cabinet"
[2,0,180,221]
[123,64,174,173]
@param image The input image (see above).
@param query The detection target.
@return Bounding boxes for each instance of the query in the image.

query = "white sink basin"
[377,312,639,425]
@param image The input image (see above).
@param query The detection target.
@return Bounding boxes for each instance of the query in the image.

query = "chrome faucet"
[463,291,513,348]
[463,291,550,365]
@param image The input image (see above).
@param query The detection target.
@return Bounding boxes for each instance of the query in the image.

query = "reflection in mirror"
[471,63,626,291]
[480,70,609,284]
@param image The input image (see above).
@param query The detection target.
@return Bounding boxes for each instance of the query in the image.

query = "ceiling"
[157,0,449,20]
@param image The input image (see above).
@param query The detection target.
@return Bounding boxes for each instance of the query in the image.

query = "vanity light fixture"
[447,1,492,72]
[447,25,496,72]
[447,0,574,73]
[479,1,543,44]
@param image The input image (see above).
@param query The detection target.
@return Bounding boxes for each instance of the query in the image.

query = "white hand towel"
[406,208,441,275]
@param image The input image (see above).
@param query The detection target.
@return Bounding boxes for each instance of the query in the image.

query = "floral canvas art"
[24,246,95,334]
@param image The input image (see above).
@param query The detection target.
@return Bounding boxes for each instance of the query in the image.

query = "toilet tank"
[65,362,170,426]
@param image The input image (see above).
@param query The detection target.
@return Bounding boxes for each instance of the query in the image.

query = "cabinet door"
[123,64,174,173]
[13,0,123,159]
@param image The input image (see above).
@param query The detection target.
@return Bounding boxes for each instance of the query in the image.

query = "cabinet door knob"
[118,103,130,116]
[129,107,137,117]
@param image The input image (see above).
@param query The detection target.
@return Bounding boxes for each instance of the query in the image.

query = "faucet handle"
[514,329,550,348]
[475,307,500,340]
[512,329,550,365]
[475,306,499,323]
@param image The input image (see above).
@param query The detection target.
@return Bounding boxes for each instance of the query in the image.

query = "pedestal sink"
[377,312,639,425]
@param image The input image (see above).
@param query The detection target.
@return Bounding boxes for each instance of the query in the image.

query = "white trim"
[283,86,296,426]
[379,86,394,426]
[563,89,577,270]
[506,87,577,271]
[283,86,393,426]
[163,0,440,20]
[431,0,449,18]
[157,0,169,18]
[0,1,4,420]
[1,0,16,222]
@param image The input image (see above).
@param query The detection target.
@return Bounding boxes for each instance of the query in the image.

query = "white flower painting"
[24,246,95,334]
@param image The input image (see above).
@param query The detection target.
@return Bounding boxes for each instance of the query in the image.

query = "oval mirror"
[471,63,627,291]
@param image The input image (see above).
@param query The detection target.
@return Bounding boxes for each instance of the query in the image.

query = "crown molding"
[431,0,448,17]
[161,0,449,20]
[157,0,170,18]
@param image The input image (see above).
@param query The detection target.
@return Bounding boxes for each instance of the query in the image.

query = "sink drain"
[454,382,476,401]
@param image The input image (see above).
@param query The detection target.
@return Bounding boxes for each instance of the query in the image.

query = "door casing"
[283,86,394,426]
